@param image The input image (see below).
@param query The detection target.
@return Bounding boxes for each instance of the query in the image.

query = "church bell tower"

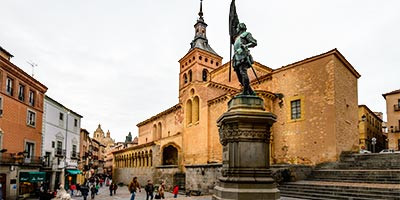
[178,0,222,92]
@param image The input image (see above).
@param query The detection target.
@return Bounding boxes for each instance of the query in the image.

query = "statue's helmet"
[237,23,247,31]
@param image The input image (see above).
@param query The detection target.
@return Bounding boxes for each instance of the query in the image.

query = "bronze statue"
[229,0,259,95]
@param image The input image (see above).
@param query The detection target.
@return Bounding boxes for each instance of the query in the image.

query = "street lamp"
[62,110,70,188]
[371,137,377,153]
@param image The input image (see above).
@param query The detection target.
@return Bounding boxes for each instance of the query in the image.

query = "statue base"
[212,95,280,200]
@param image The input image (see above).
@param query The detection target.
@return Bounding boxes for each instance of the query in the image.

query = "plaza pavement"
[72,185,303,200]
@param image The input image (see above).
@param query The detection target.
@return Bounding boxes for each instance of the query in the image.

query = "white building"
[42,96,82,190]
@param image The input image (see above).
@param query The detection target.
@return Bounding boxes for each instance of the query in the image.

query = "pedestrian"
[76,183,81,196]
[95,184,100,195]
[90,185,96,199]
[113,183,118,195]
[80,185,89,200]
[109,183,114,196]
[128,177,141,200]
[172,185,179,198]
[70,184,76,196]
[145,180,154,200]
[157,182,165,199]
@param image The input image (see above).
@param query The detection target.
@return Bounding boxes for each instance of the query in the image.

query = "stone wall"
[154,166,181,191]
[185,164,222,195]
[113,167,154,186]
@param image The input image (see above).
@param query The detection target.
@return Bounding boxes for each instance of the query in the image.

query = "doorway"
[0,173,6,200]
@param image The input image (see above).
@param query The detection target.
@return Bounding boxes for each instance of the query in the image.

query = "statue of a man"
[233,23,257,95]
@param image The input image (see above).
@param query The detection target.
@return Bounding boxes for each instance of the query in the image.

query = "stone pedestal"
[213,95,280,200]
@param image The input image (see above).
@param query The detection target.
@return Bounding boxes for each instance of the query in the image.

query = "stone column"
[213,95,280,200]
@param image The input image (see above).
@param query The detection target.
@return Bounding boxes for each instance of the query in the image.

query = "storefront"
[19,171,45,198]
[65,169,82,190]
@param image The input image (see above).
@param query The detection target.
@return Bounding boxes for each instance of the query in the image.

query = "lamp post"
[371,137,377,153]
[62,110,70,188]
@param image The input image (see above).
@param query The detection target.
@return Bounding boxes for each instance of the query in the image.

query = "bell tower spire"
[188,0,218,56]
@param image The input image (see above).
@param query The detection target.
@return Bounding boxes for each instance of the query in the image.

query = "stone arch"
[193,96,200,123]
[186,99,192,125]
[157,122,162,139]
[153,124,158,141]
[142,151,145,167]
[162,143,179,165]
[145,151,149,167]
[149,150,153,166]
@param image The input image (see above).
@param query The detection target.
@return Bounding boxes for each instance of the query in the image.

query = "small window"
[290,99,301,120]
[216,62,219,66]
[52,141,55,148]
[29,90,35,106]
[27,110,36,127]
[72,145,77,158]
[398,99,400,107]
[199,56,202,60]
[74,119,78,127]
[211,60,214,64]
[6,77,13,96]
[189,70,192,82]
[202,69,208,81]
[183,74,188,84]
[56,141,63,155]
[205,58,208,62]
[59,113,64,120]
[0,96,3,116]
[25,142,34,158]
[18,84,25,101]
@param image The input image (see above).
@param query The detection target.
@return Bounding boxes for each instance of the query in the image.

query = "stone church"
[113,2,360,193]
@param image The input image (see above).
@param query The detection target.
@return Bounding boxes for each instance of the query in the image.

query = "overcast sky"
[1,0,399,142]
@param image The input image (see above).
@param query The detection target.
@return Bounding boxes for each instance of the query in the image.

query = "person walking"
[113,183,118,195]
[157,182,165,199]
[172,185,179,198]
[90,185,96,199]
[80,185,89,200]
[144,180,154,200]
[109,183,114,196]
[128,177,141,200]
[95,184,100,195]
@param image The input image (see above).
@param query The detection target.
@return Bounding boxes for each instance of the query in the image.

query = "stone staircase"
[278,153,400,199]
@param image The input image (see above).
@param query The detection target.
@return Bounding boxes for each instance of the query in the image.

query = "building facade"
[383,89,400,150]
[358,105,386,152]
[42,96,83,190]
[113,3,360,194]
[79,129,92,181]
[0,46,47,199]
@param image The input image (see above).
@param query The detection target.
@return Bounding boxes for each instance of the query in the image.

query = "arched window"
[189,70,192,82]
[157,122,162,139]
[162,145,178,165]
[202,69,208,81]
[153,124,157,140]
[193,96,200,123]
[186,100,192,125]
[183,74,188,84]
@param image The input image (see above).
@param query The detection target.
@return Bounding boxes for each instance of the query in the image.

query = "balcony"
[0,153,42,166]
[71,151,80,160]
[55,149,66,157]
[390,126,400,133]
[394,105,400,111]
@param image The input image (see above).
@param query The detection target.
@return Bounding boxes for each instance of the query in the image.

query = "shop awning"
[19,172,45,183]
[66,169,82,175]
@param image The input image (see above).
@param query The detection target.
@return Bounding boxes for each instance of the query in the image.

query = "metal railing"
[71,151,80,159]
[391,126,400,133]
[0,153,42,165]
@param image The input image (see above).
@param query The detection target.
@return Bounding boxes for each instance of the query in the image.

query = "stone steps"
[310,169,400,183]
[278,181,400,200]
[279,153,400,199]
